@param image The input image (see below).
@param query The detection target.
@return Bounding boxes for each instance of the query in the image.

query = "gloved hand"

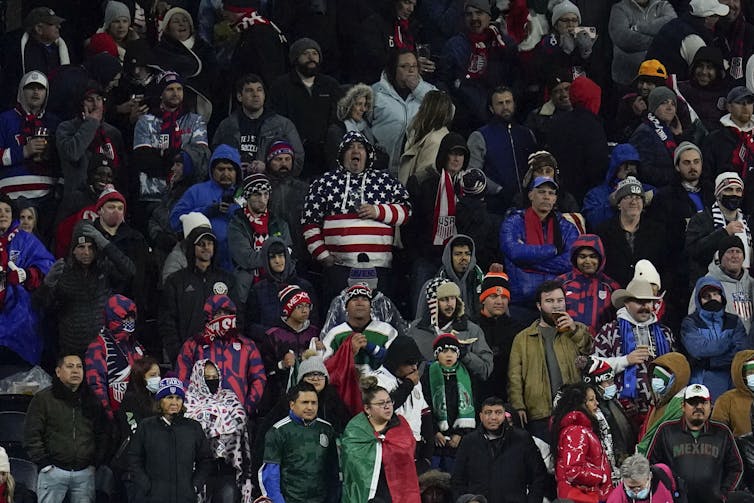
[44,259,66,287]
[560,32,575,54]
[79,220,111,249]
[575,30,594,58]
[6,261,26,285]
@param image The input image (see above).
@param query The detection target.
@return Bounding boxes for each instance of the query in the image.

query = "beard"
[297,61,320,78]
[688,416,705,427]
[540,311,557,326]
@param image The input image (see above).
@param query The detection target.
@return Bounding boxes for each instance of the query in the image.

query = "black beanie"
[718,235,746,259]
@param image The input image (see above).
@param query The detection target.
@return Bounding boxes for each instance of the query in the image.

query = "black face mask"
[702,299,724,312]
[720,195,743,211]
[205,378,220,394]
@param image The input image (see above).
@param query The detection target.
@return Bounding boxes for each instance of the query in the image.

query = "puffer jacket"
[508,321,593,421]
[555,410,612,501]
[608,0,677,85]
[682,276,748,400]
[500,208,579,303]
[558,234,622,334]
[713,349,754,437]
[582,144,652,230]
[371,72,437,176]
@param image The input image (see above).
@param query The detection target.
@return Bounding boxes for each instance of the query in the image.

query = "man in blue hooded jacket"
[682,276,749,401]
[170,144,242,271]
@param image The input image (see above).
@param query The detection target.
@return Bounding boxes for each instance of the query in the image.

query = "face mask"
[720,195,743,211]
[602,384,618,400]
[205,378,220,395]
[122,318,136,333]
[746,375,754,391]
[625,485,650,500]
[651,378,667,394]
[702,299,724,312]
[146,376,160,393]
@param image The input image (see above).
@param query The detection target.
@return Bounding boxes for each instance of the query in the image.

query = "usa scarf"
[201,315,237,344]
[618,317,670,399]
[466,25,506,80]
[393,18,415,50]
[15,104,44,142]
[428,361,475,432]
[90,125,121,172]
[645,113,677,158]
[729,127,754,179]
[432,170,456,245]
[160,107,183,150]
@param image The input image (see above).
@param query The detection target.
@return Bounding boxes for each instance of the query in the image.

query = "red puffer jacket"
[556,410,612,502]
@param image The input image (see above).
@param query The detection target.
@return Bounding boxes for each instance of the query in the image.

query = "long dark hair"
[551,383,600,457]
[385,47,417,89]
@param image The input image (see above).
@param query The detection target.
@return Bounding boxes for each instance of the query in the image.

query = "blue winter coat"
[0,222,54,364]
[582,144,653,230]
[170,145,242,271]
[681,276,750,401]
[499,209,578,303]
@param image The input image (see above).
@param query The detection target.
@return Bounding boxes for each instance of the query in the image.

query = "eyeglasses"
[304,373,326,381]
[369,399,394,408]
[557,16,579,24]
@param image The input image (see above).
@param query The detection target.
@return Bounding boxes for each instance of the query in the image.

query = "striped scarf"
[428,361,475,432]
[432,169,456,245]
[712,202,751,267]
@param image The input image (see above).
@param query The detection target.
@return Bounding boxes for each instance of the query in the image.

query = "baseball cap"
[727,86,754,104]
[689,0,729,17]
[684,383,711,401]
[530,176,559,190]
[25,7,65,29]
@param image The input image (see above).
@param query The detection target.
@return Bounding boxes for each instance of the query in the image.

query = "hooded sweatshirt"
[559,234,621,334]
[682,276,748,401]
[170,144,242,271]
[637,351,691,454]
[0,71,61,199]
[712,349,754,436]
[689,261,754,332]
[301,132,411,268]
[677,46,729,133]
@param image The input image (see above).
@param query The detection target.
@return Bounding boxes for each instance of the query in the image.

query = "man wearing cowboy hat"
[594,278,676,418]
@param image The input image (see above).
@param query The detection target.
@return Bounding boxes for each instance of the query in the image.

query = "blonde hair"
[5,472,15,502]
[337,84,374,122]
[407,90,455,142]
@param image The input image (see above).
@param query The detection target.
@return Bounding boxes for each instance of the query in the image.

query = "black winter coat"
[476,313,526,404]
[127,415,213,503]
[451,424,548,503]
[702,126,754,216]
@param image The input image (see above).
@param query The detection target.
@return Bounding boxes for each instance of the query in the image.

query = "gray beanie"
[647,86,677,114]
[103,1,130,29]
[289,37,322,65]
[674,141,702,165]
[297,352,329,382]
[464,0,491,15]
[610,176,645,206]
[551,0,581,24]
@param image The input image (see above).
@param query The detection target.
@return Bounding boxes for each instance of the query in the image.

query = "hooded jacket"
[582,144,652,229]
[689,261,754,332]
[500,208,579,303]
[637,351,691,454]
[301,132,411,268]
[559,234,621,334]
[677,46,730,133]
[682,276,748,400]
[85,294,144,419]
[170,144,242,271]
[713,349,754,437]
[0,71,61,199]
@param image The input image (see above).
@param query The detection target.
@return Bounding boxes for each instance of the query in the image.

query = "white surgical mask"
[746,375,754,391]
[146,376,160,393]
[651,378,667,394]
[602,384,618,400]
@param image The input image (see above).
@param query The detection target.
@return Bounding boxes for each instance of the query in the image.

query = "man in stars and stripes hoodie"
[302,131,411,299]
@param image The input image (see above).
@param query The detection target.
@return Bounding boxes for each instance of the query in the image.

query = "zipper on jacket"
[72,407,76,441]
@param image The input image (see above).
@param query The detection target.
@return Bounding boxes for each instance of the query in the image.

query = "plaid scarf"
[90,125,121,172]
[645,112,677,158]
[466,25,506,80]
[160,107,183,150]
[393,18,415,50]
[729,127,754,179]
[428,361,475,432]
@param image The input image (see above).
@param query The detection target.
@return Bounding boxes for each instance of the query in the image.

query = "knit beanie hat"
[546,67,573,92]
[155,377,185,400]
[103,1,131,29]
[156,71,183,95]
[576,356,615,385]
[427,278,464,327]
[718,234,746,258]
[459,168,487,197]
[673,141,702,166]
[279,284,311,319]
[610,176,644,206]
[528,150,558,171]
[180,211,213,242]
[266,141,295,163]
[744,360,754,373]
[479,263,510,302]
[159,7,194,40]
[345,283,373,304]
[96,184,126,211]
[551,0,581,25]
[647,86,676,114]
[437,280,461,300]
[297,351,329,382]
[241,173,271,199]
[714,171,744,198]
[464,0,491,15]
[0,446,9,472]
[87,32,119,58]
[289,37,322,65]
[433,333,460,357]
[348,253,378,289]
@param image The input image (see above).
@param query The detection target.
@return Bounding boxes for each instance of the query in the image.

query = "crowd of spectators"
[7,0,754,501]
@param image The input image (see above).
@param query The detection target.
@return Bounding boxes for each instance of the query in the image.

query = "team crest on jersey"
[320,433,329,447]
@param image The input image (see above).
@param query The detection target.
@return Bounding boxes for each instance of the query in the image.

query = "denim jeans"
[38,465,95,503]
